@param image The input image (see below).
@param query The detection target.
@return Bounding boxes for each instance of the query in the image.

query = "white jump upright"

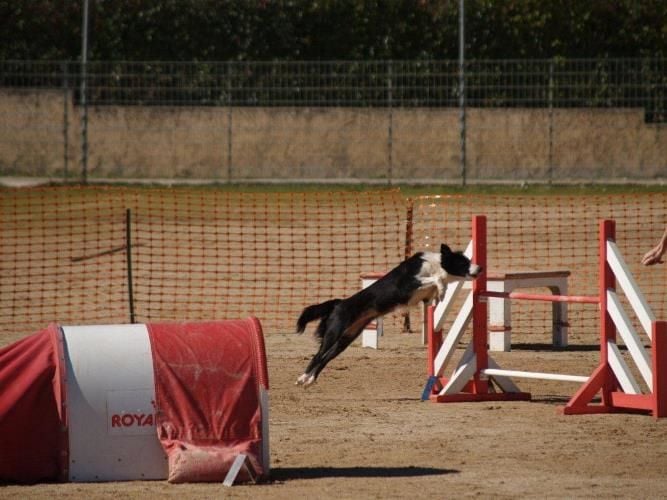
[423,215,667,419]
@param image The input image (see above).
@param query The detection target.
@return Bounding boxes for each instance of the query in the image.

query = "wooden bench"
[360,269,570,351]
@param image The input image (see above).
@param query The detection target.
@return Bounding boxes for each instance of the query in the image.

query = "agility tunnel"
[0,319,269,484]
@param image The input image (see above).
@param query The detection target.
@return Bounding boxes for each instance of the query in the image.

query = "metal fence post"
[62,61,69,182]
[548,59,554,184]
[387,60,393,185]
[80,0,90,184]
[126,208,136,324]
[459,0,467,186]
[227,62,233,183]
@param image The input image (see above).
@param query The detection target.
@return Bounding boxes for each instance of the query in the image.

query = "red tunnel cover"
[0,325,67,483]
[147,319,269,483]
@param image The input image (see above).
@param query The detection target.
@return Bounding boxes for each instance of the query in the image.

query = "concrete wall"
[1,89,665,181]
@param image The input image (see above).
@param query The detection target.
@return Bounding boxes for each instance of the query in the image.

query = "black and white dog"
[295,244,482,387]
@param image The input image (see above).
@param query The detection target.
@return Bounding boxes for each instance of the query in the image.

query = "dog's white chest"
[414,252,451,303]
[418,252,445,279]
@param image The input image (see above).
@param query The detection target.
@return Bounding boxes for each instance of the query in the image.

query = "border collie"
[295,244,482,387]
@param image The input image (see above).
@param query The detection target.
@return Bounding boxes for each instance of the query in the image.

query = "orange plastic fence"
[0,187,406,338]
[1,187,666,344]
[410,194,667,343]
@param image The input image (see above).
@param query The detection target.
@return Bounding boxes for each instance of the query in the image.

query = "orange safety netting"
[0,187,406,338]
[2,187,667,345]
[410,194,667,344]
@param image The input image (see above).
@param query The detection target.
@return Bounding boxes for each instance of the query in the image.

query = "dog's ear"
[440,244,452,255]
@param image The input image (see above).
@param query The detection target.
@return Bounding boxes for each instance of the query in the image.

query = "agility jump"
[424,215,667,418]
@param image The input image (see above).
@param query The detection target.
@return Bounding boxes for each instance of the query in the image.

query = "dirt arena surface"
[2,325,667,499]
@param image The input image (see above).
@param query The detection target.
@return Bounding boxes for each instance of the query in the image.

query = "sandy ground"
[2,324,667,499]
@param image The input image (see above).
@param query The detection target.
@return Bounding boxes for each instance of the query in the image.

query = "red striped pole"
[652,321,667,418]
[426,304,441,378]
[472,215,489,394]
[599,219,617,405]
[480,290,599,304]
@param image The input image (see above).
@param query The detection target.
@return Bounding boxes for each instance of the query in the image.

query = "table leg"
[549,280,569,348]
[488,281,512,351]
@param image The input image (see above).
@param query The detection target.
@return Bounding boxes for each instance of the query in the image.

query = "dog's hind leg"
[306,337,356,386]
[296,333,338,386]
[296,342,329,386]
[296,314,338,386]
[297,347,329,385]
[297,337,355,388]
[298,324,367,387]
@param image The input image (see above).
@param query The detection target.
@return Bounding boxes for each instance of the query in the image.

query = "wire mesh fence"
[0,58,665,183]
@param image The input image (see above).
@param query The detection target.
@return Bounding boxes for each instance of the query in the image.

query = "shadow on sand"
[270,466,458,481]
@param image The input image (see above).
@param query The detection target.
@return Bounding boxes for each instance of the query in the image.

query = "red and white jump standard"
[424,215,667,418]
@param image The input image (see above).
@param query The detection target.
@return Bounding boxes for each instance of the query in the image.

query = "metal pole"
[80,0,89,184]
[62,61,69,182]
[227,62,233,182]
[387,60,393,185]
[459,0,467,186]
[548,59,554,184]
[126,208,136,323]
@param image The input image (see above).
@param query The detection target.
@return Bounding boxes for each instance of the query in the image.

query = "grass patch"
[3,179,667,197]
[106,181,667,197]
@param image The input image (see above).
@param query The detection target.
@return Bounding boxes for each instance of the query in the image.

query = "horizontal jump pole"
[480,290,599,304]
[483,368,589,384]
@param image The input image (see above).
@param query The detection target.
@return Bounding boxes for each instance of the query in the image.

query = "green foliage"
[1,0,665,61]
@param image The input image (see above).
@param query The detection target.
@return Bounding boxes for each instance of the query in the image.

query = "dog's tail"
[296,299,342,334]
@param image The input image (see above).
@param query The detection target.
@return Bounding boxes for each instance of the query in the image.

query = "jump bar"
[480,290,599,304]
[483,368,589,383]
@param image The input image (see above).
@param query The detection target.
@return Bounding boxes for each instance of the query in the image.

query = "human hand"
[641,245,665,266]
